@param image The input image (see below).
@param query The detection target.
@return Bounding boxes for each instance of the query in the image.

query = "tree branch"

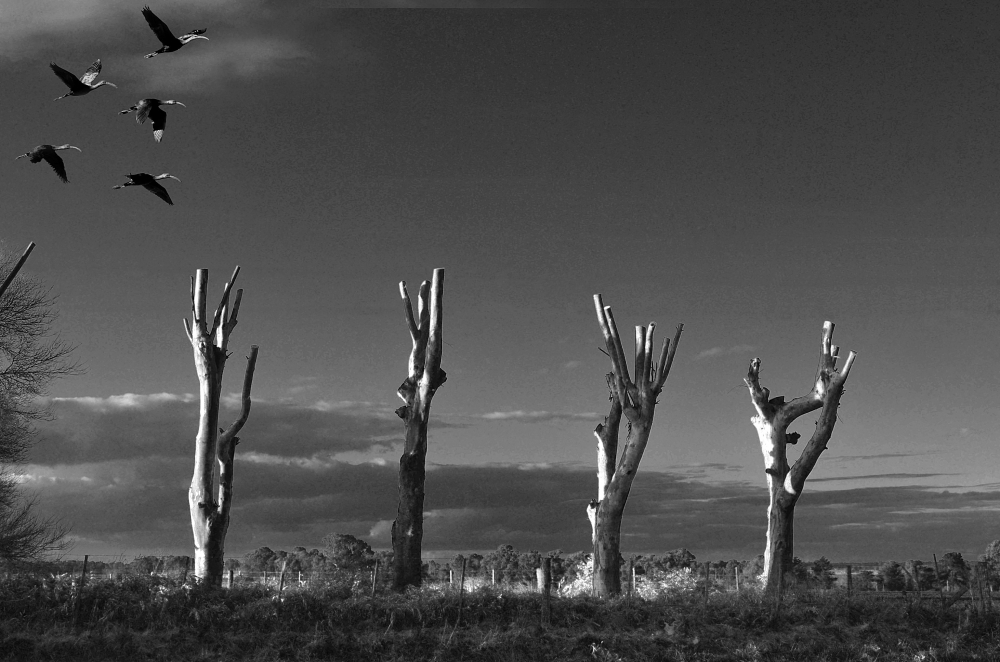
[219,345,258,451]
[193,270,208,336]
[653,323,683,392]
[209,266,240,341]
[399,281,418,341]
[422,268,444,388]
[0,242,34,302]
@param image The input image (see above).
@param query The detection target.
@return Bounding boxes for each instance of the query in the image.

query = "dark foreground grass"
[2,575,1000,661]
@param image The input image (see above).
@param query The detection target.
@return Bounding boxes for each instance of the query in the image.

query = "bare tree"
[744,321,856,595]
[0,242,74,563]
[183,267,259,586]
[391,268,445,590]
[587,294,682,597]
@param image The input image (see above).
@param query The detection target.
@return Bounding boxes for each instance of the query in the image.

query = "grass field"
[2,574,999,661]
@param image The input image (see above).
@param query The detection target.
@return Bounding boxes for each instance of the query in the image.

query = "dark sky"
[3,3,999,562]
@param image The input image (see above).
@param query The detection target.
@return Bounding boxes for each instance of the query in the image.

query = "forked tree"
[744,321,856,595]
[183,267,259,586]
[587,294,682,597]
[391,268,445,590]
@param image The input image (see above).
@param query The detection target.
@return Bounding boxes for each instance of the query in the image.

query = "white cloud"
[139,37,312,92]
[693,344,756,361]
[480,410,598,423]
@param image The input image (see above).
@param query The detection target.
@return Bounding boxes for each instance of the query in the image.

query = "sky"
[1,2,999,564]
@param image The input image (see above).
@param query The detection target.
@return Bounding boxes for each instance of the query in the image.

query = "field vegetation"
[2,569,1000,661]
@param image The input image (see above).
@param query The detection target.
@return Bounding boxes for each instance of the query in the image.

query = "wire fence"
[13,554,994,604]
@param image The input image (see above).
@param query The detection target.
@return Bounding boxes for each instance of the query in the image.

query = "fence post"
[228,568,234,589]
[540,557,551,626]
[457,558,467,627]
[278,560,288,594]
[73,555,89,628]
[703,562,709,605]
[846,565,852,598]
[933,554,945,615]
[371,558,379,598]
[492,567,496,585]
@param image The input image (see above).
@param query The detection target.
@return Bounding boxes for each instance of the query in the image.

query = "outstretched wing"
[80,59,101,85]
[135,99,153,124]
[40,151,69,183]
[142,6,178,46]
[148,105,167,142]
[49,63,85,92]
[144,181,174,205]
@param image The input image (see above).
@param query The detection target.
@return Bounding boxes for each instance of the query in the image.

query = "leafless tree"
[0,243,74,563]
[744,321,856,595]
[183,267,258,586]
[587,294,682,597]
[392,268,445,590]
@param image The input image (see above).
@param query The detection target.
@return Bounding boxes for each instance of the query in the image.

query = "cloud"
[32,394,404,464]
[139,37,312,92]
[809,473,956,483]
[693,344,756,361]
[480,410,599,423]
[22,448,1000,563]
[828,452,936,462]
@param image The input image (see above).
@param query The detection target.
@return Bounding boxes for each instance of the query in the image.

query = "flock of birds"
[15,6,207,205]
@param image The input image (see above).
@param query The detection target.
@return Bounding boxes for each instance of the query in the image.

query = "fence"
[13,554,996,607]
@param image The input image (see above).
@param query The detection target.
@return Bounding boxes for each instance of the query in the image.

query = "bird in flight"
[141,6,208,58]
[15,145,82,183]
[112,173,181,205]
[50,60,117,100]
[119,99,187,143]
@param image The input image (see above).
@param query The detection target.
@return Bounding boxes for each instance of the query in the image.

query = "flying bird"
[15,145,82,183]
[141,6,208,58]
[50,60,117,100]
[119,99,187,142]
[112,173,180,205]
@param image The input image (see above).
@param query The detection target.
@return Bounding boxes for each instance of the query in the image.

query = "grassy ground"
[2,575,1000,661]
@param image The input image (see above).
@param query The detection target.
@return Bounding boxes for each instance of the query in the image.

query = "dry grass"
[1,574,999,660]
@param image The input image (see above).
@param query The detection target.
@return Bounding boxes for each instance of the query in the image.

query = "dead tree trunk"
[587,294,682,598]
[391,268,446,590]
[744,321,856,596]
[184,267,259,586]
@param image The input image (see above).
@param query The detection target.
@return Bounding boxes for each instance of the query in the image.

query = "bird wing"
[144,180,174,205]
[148,105,167,142]
[135,100,153,124]
[80,59,102,85]
[49,63,86,92]
[40,150,69,183]
[142,6,179,46]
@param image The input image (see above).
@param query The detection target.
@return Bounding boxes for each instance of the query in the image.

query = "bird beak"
[107,83,118,88]
[69,146,82,152]
[176,102,187,107]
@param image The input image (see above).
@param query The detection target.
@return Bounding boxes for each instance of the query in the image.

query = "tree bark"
[184,267,258,586]
[587,295,682,597]
[744,321,856,596]
[392,269,445,590]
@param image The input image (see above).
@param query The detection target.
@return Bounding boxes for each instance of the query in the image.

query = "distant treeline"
[11,536,1000,592]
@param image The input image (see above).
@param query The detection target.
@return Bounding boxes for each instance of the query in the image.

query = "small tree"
[0,243,74,563]
[391,269,446,590]
[183,267,259,586]
[322,533,375,570]
[744,321,856,595]
[587,294,682,597]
